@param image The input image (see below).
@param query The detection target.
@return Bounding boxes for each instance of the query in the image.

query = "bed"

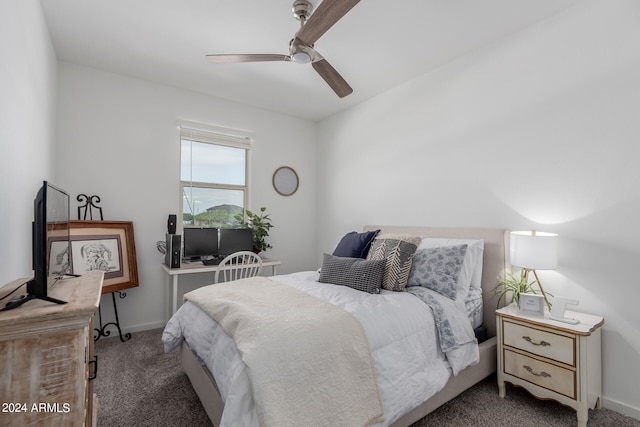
[162,225,510,426]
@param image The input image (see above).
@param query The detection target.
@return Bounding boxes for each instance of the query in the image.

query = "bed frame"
[180,225,510,426]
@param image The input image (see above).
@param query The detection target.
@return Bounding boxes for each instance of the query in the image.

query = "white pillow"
[417,238,484,296]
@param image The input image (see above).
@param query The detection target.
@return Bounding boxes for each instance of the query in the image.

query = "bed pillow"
[366,234,421,291]
[406,244,468,300]
[417,238,485,292]
[332,229,380,258]
[318,253,385,294]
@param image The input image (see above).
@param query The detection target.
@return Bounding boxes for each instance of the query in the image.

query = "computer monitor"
[219,228,253,257]
[182,227,218,260]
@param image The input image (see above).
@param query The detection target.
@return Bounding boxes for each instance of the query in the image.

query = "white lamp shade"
[510,231,558,270]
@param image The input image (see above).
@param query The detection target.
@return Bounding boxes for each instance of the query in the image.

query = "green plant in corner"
[234,207,274,253]
[494,269,552,309]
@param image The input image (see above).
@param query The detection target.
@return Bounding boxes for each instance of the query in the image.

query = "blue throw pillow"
[332,230,380,258]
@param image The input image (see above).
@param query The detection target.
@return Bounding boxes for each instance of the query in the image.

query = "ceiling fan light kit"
[291,51,312,64]
[206,0,361,98]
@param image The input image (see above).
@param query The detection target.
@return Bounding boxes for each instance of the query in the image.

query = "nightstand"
[496,303,604,427]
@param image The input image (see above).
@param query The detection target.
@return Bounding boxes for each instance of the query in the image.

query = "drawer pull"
[88,355,98,381]
[523,365,551,378]
[522,336,551,347]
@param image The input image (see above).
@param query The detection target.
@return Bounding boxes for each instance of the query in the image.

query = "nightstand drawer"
[503,320,575,366]
[504,349,576,398]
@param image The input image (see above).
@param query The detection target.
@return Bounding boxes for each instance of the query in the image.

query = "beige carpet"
[94,328,640,427]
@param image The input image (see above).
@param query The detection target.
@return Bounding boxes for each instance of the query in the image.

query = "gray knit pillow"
[318,253,385,294]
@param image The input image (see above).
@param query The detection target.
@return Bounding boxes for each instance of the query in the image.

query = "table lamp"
[510,230,558,308]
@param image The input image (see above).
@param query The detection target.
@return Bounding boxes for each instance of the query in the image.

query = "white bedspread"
[163,271,479,426]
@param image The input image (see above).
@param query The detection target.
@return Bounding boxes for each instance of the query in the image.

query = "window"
[179,121,252,229]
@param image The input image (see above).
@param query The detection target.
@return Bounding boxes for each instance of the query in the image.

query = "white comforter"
[163,271,479,426]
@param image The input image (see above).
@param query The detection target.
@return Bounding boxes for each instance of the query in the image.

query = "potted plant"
[494,269,551,309]
[234,207,274,254]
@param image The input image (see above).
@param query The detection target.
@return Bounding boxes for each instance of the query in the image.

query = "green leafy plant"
[494,269,550,308]
[233,207,274,253]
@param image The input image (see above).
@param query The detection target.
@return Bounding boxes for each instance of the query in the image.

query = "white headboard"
[363,225,510,338]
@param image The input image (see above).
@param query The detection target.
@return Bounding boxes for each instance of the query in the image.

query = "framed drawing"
[68,220,139,294]
[49,239,72,278]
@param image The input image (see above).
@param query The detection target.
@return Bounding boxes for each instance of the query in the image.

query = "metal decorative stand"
[93,291,131,342]
[77,194,131,343]
[77,194,104,220]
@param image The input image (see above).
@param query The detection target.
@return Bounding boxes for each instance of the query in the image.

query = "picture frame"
[67,220,139,294]
[518,293,545,317]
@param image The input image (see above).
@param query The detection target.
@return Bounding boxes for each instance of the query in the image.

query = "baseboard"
[119,320,166,334]
[603,397,640,422]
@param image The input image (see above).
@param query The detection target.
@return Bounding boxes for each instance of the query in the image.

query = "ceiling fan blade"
[296,0,361,46]
[206,54,290,63]
[312,58,353,98]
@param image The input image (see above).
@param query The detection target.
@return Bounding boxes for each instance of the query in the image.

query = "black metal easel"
[94,291,131,342]
[77,194,131,342]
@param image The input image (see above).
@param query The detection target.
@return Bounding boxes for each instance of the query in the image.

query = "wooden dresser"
[0,272,103,427]
[496,303,604,427]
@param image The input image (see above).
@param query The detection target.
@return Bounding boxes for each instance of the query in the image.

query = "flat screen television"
[219,228,253,257]
[183,227,219,261]
[4,181,71,311]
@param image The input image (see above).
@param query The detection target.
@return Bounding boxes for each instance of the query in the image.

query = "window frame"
[178,120,252,231]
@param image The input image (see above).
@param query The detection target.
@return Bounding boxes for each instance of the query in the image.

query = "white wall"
[317,0,640,419]
[55,62,317,330]
[0,0,57,286]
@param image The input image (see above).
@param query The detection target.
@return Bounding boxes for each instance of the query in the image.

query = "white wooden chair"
[214,251,263,284]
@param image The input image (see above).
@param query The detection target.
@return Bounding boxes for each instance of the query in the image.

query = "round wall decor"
[272,166,299,196]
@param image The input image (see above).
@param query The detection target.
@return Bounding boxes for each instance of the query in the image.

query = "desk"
[161,258,281,315]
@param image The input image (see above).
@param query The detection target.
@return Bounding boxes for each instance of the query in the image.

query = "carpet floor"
[94,328,639,426]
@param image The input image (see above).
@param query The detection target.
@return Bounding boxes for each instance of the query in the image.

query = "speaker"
[167,214,177,234]
[165,233,181,269]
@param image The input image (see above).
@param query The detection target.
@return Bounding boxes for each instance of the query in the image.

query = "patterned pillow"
[418,238,484,291]
[407,244,468,300]
[318,253,385,294]
[366,234,421,291]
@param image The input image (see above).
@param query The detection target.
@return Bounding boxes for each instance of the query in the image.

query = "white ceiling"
[40,0,581,122]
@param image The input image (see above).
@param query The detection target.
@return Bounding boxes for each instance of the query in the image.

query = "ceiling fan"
[206,0,361,98]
